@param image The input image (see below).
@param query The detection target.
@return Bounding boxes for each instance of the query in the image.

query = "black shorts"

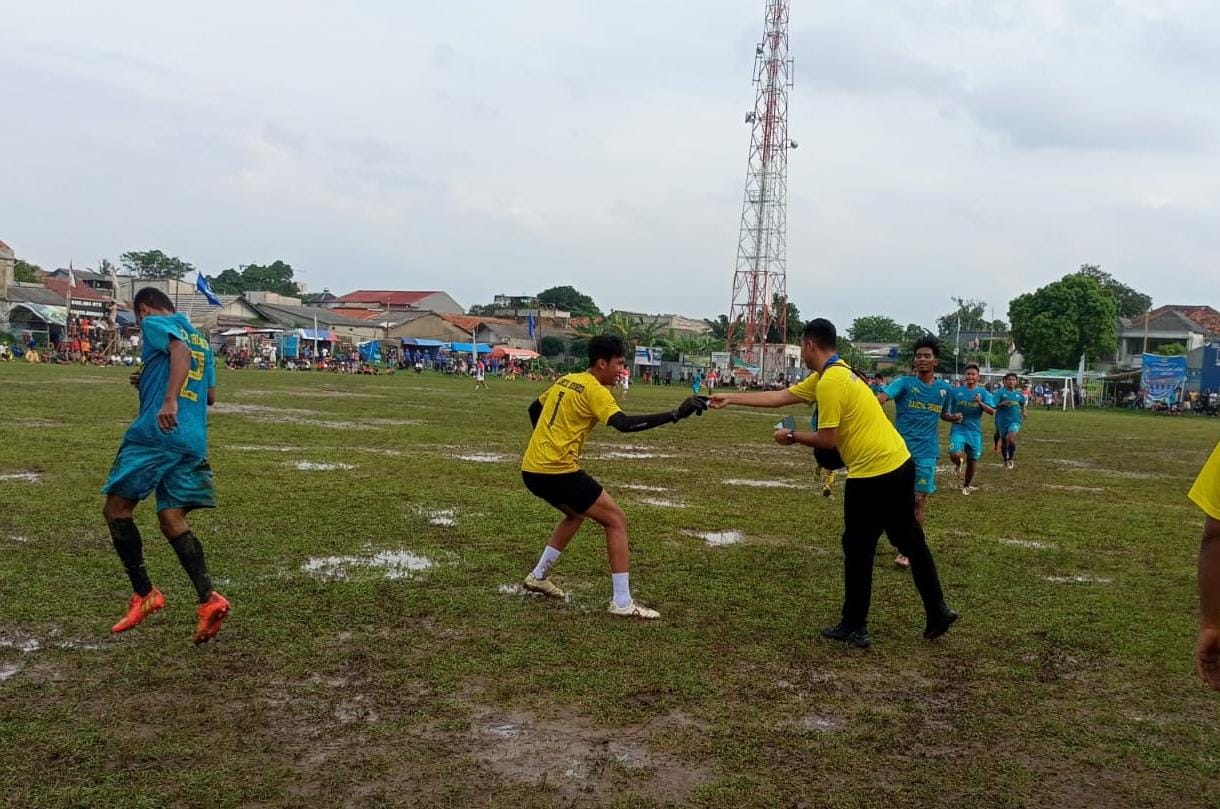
[522,470,604,514]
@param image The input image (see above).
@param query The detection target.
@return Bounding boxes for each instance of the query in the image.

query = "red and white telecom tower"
[727,0,796,379]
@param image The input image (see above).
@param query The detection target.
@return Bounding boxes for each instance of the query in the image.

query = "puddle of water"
[425,509,457,527]
[456,454,506,463]
[292,461,355,471]
[598,452,676,460]
[688,530,744,547]
[0,664,20,681]
[639,498,686,509]
[302,550,434,581]
[1044,574,1112,584]
[722,478,801,489]
[0,637,42,653]
[0,472,42,483]
[999,538,1055,550]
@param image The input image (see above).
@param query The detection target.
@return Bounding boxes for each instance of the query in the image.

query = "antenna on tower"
[727,0,794,383]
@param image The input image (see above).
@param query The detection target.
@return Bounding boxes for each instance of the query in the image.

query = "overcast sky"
[3,1,1217,328]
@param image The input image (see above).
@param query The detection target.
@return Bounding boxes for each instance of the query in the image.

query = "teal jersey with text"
[124,314,215,458]
[884,375,953,460]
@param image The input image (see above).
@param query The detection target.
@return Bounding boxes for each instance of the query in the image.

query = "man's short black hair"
[912,335,940,358]
[588,334,625,365]
[1004,372,1018,381]
[965,363,980,372]
[801,318,837,350]
[133,287,175,313]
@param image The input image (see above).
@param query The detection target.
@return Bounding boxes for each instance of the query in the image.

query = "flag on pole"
[195,272,223,306]
[68,265,77,290]
[527,313,537,339]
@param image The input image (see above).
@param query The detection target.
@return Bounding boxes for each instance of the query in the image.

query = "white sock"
[531,546,561,580]
[612,572,631,608]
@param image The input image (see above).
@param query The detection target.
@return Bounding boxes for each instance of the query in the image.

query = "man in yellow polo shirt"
[711,318,957,648]
[1191,441,1220,690]
[520,334,709,620]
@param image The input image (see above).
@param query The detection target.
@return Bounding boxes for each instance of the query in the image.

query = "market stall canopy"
[13,303,67,327]
[217,327,285,336]
[448,342,492,353]
[491,347,540,359]
[297,328,336,341]
[116,310,136,326]
[401,338,447,347]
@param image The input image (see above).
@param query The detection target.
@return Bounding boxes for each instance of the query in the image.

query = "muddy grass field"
[1,363,1218,808]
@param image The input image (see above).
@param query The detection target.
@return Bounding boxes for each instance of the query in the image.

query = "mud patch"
[722,478,803,489]
[455,708,709,802]
[791,713,843,733]
[291,461,355,471]
[0,471,42,483]
[237,389,386,400]
[686,529,744,547]
[0,634,42,653]
[302,550,434,581]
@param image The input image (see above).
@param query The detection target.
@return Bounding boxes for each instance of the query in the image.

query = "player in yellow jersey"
[711,319,957,648]
[520,335,709,619]
[1191,441,1220,690]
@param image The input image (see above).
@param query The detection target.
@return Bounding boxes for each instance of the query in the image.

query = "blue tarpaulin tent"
[402,338,447,348]
[358,341,382,362]
[448,342,492,354]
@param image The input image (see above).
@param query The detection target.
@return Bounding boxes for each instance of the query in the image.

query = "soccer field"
[2,364,1218,808]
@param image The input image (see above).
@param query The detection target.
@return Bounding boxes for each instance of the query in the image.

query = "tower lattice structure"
[728,0,795,377]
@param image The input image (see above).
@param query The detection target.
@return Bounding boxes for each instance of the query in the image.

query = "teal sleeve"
[141,317,175,353]
[883,378,906,400]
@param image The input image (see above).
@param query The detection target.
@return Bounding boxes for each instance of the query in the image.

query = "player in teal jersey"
[101,288,230,645]
[993,372,1028,469]
[877,336,959,567]
[948,364,996,495]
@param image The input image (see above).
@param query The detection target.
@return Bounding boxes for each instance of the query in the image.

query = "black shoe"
[924,605,959,640]
[820,623,871,649]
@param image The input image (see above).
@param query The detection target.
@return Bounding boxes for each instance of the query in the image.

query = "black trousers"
[841,460,945,628]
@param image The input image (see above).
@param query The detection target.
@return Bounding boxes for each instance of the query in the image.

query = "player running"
[948,364,995,495]
[101,288,230,645]
[876,336,958,568]
[993,372,1027,469]
[520,335,709,619]
[474,359,488,391]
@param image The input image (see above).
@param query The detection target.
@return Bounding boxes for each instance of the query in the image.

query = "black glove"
[674,395,711,420]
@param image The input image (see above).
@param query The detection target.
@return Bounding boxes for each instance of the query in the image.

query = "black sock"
[1008,444,1016,461]
[108,518,152,596]
[169,531,213,604]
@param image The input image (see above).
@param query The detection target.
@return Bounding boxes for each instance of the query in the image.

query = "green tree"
[1156,342,1187,356]
[467,303,499,316]
[1009,274,1118,369]
[848,315,904,343]
[837,340,875,372]
[936,298,1006,340]
[120,249,195,280]
[537,285,602,318]
[538,336,566,357]
[13,258,41,283]
[1075,264,1152,319]
[209,268,246,294]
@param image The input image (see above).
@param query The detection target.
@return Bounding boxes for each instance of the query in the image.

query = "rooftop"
[336,290,443,307]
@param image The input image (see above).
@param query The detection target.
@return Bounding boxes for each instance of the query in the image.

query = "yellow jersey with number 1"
[522,372,623,474]
[1190,442,1220,521]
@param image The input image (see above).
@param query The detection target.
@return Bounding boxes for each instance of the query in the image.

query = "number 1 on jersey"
[548,391,566,427]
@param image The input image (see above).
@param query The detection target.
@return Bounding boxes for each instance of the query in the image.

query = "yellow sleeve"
[537,385,553,407]
[787,373,820,404]
[587,382,623,425]
[814,370,848,429]
[1190,442,1220,521]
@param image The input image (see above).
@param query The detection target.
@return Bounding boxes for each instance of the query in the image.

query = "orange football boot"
[193,592,231,645]
[111,587,166,634]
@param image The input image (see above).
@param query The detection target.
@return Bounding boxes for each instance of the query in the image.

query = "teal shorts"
[999,421,1022,437]
[949,429,984,461]
[102,440,216,512]
[913,457,938,495]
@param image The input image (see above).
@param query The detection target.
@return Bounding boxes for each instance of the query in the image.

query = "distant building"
[394,313,533,348]
[47,267,114,296]
[1114,305,1220,368]
[0,240,14,300]
[610,310,712,337]
[332,289,464,315]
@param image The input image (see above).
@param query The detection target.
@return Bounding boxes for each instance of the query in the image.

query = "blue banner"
[1202,342,1220,394]
[281,335,300,359]
[1141,353,1187,407]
